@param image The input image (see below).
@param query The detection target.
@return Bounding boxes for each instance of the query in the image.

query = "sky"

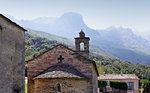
[0,0,150,32]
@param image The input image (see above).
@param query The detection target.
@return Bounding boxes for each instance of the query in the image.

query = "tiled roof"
[33,63,88,80]
[98,74,139,80]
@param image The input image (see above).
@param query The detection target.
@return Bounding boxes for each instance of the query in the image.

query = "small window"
[80,42,84,51]
[57,84,61,93]
[128,82,134,90]
[0,25,2,30]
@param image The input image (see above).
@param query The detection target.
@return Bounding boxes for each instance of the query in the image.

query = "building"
[27,30,99,93]
[98,73,139,93]
[0,14,26,93]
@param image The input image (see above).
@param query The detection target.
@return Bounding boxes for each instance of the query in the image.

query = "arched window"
[80,42,84,51]
[57,84,61,93]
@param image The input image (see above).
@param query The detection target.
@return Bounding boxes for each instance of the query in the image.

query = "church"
[27,31,99,93]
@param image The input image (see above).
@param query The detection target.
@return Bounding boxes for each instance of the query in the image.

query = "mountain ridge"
[6,12,150,64]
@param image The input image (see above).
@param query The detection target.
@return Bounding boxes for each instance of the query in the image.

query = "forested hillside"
[25,33,59,61]
[90,56,150,79]
[25,32,150,79]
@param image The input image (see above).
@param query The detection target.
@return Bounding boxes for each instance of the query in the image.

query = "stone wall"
[28,45,98,93]
[34,78,88,93]
[0,16,25,93]
[92,64,98,93]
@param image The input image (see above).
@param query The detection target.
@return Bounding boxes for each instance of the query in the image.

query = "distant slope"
[6,12,150,64]
[90,55,150,79]
[27,29,74,45]
[25,32,59,61]
[97,27,150,64]
[26,29,116,59]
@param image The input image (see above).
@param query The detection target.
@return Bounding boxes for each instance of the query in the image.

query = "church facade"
[28,31,98,93]
[0,14,26,93]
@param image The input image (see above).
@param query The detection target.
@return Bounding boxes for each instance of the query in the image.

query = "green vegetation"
[25,31,150,80]
[98,80,107,88]
[110,80,128,90]
[98,80,107,92]
[142,77,150,93]
[90,56,150,79]
[25,33,59,61]
[27,29,74,46]
[25,83,27,93]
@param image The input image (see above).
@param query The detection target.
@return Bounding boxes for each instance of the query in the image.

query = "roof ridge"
[0,13,27,31]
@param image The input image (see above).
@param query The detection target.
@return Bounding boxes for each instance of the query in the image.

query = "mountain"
[135,31,150,43]
[6,12,150,64]
[97,27,150,64]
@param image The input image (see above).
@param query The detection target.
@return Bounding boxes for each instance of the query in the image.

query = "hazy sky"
[0,0,150,32]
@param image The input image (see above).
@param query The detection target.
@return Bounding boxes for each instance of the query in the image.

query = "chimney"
[121,72,123,76]
[103,72,106,76]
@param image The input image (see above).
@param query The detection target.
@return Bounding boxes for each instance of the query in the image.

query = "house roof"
[98,74,139,80]
[33,63,88,80]
[0,13,27,31]
[27,44,99,76]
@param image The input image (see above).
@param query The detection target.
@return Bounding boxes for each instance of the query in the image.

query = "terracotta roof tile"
[98,74,139,80]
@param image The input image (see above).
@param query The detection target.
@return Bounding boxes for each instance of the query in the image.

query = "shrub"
[142,78,150,93]
[148,77,150,81]
[98,80,107,88]
[110,80,128,90]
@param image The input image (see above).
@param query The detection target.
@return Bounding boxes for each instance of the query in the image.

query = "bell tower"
[75,30,90,57]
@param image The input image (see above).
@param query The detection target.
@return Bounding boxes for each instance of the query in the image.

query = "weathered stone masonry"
[0,14,26,93]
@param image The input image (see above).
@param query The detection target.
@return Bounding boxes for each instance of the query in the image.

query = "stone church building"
[0,14,26,93]
[28,31,99,93]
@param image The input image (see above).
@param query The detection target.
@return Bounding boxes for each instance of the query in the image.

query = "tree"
[142,77,150,93]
